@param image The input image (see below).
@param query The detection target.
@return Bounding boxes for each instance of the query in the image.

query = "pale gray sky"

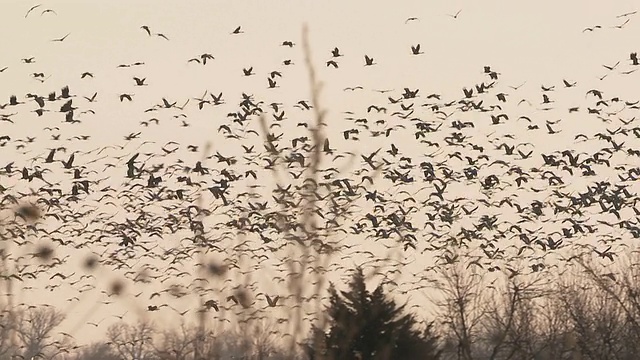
[0,0,639,348]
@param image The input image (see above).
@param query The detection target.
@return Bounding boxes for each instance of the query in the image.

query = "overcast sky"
[0,0,639,347]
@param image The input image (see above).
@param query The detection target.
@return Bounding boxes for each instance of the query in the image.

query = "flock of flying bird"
[0,3,640,347]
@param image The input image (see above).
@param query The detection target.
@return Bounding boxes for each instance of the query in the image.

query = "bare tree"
[0,307,18,359]
[75,342,120,360]
[516,291,573,359]
[152,323,195,360]
[432,264,578,360]
[204,330,252,360]
[432,263,486,360]
[556,261,640,360]
[106,320,156,360]
[13,305,65,360]
[477,274,553,360]
[245,320,288,359]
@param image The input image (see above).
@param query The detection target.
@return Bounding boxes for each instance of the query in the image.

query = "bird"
[51,33,70,42]
[617,10,637,18]
[204,299,219,311]
[326,60,339,68]
[265,295,279,307]
[84,92,98,102]
[133,77,147,86]
[45,149,56,163]
[583,25,602,32]
[61,154,75,169]
[612,19,630,29]
[509,82,526,90]
[447,9,462,19]
[113,311,128,320]
[243,67,254,76]
[31,73,50,83]
[410,44,423,55]
[232,26,244,34]
[586,89,603,99]
[86,321,103,328]
[364,55,375,66]
[594,246,614,261]
[25,4,42,18]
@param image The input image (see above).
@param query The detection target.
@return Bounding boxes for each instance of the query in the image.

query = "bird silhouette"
[364,55,375,66]
[51,33,70,42]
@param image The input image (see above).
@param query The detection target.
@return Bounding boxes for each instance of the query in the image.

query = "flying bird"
[583,25,602,32]
[612,19,630,29]
[603,61,620,70]
[364,55,375,66]
[448,9,462,19]
[25,4,42,18]
[265,295,279,307]
[326,60,339,68]
[51,33,70,42]
[616,10,637,18]
[133,77,147,86]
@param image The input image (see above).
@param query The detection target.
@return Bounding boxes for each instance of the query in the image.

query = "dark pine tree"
[305,267,441,360]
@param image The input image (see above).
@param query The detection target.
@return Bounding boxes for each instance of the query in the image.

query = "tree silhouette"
[13,306,65,360]
[106,320,156,360]
[305,267,441,360]
[75,342,120,360]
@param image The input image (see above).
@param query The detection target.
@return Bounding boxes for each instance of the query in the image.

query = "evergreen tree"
[305,267,441,360]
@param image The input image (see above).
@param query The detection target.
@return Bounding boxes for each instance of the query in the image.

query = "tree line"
[1,255,640,360]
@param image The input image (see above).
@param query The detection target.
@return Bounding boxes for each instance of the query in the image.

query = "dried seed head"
[15,204,41,222]
[234,288,252,309]
[206,261,228,277]
[34,244,54,262]
[109,280,125,296]
[83,255,99,271]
